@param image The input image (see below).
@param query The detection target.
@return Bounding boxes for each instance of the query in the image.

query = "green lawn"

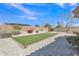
[14,32,57,47]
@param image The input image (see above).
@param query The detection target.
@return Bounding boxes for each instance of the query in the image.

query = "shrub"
[73,32,79,35]
[50,28,54,31]
[27,29,33,33]
[12,31,21,35]
[13,25,22,30]
[66,36,79,52]
[3,33,12,38]
[35,30,39,33]
[0,31,12,38]
[66,36,79,46]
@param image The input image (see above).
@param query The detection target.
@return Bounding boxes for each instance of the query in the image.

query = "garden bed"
[66,36,79,52]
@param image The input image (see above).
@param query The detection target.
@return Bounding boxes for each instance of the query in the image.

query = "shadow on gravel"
[28,36,79,56]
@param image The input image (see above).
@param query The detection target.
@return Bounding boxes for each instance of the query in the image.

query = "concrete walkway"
[0,38,24,56]
[0,32,78,56]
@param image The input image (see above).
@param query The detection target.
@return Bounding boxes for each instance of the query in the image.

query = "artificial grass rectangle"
[14,33,57,46]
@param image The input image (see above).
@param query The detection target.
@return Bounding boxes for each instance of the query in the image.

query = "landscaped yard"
[14,32,57,47]
[66,36,79,52]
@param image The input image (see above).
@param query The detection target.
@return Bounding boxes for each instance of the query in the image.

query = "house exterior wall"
[54,28,67,32]
[54,27,79,33]
[70,27,79,32]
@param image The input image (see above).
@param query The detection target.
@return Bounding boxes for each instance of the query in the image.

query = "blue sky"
[0,3,79,26]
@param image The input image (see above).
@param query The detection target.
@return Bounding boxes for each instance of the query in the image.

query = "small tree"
[58,12,75,33]
[55,22,63,28]
[44,23,53,32]
[35,24,40,27]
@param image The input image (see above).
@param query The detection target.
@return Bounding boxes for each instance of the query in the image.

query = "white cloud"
[6,3,45,16]
[25,3,47,6]
[5,3,46,20]
[27,16,37,20]
[56,3,77,8]
[15,15,37,20]
[56,3,65,8]
[72,23,79,26]
[7,3,34,16]
[70,3,77,6]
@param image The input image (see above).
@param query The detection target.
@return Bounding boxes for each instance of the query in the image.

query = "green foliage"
[44,23,51,27]
[35,30,39,33]
[13,25,22,30]
[44,23,53,32]
[35,24,40,27]
[55,22,62,28]
[67,36,79,46]
[5,23,30,26]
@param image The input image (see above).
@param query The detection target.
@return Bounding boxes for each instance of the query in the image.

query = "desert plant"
[35,30,39,33]
[67,36,79,46]
[12,31,21,35]
[73,32,79,35]
[27,29,33,33]
[0,31,12,38]
[13,25,22,30]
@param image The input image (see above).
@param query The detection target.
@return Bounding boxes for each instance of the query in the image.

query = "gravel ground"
[29,37,79,56]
